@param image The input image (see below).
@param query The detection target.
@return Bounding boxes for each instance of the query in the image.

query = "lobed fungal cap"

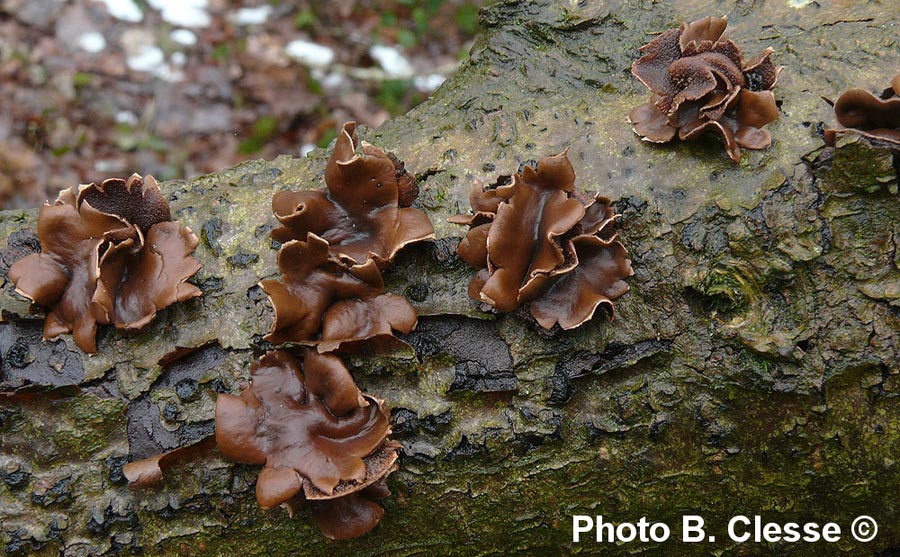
[271,121,434,268]
[628,16,781,162]
[215,349,399,538]
[452,152,633,330]
[8,174,201,353]
[259,232,417,350]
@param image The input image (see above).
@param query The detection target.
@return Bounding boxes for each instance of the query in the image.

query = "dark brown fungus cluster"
[260,234,416,348]
[262,122,432,348]
[215,350,399,540]
[8,174,202,353]
[270,121,433,267]
[450,152,633,330]
[824,73,900,147]
[628,16,781,162]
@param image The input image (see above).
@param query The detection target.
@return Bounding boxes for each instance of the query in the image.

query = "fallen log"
[1,1,898,555]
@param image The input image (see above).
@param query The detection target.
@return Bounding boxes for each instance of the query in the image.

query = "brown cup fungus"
[215,349,399,539]
[262,122,433,348]
[270,121,434,268]
[260,233,417,348]
[8,174,201,353]
[824,73,900,148]
[628,16,781,162]
[450,152,633,330]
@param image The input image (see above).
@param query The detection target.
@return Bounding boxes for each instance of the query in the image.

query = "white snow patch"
[98,0,143,22]
[788,0,813,6]
[233,5,272,25]
[300,143,316,157]
[122,30,184,81]
[147,0,210,28]
[95,159,125,172]
[369,45,414,77]
[170,29,198,46]
[414,73,446,92]
[115,111,139,125]
[285,40,335,67]
[320,72,347,89]
[77,32,107,54]
[127,45,164,73]
[171,51,187,66]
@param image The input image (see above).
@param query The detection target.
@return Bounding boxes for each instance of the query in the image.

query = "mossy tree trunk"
[1,1,899,555]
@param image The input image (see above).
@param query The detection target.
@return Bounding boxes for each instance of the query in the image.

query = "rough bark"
[1,1,899,555]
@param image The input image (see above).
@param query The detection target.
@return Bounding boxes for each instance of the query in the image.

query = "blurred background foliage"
[0,0,486,208]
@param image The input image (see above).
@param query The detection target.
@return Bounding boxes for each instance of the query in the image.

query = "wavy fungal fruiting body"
[271,121,434,268]
[8,174,201,353]
[451,152,633,330]
[215,350,399,540]
[262,122,431,348]
[260,233,417,348]
[825,73,900,147]
[628,16,781,162]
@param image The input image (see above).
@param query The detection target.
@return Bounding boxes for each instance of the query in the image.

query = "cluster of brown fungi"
[628,16,781,162]
[8,174,201,353]
[451,152,633,329]
[260,122,433,350]
[220,122,432,537]
[629,17,899,163]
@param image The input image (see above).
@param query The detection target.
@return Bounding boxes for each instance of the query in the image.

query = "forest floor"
[0,0,483,209]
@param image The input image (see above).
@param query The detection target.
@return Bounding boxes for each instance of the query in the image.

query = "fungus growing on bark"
[215,349,399,539]
[123,437,215,488]
[271,121,434,267]
[450,152,633,330]
[7,174,202,353]
[259,233,417,349]
[306,480,395,540]
[824,73,900,147]
[628,16,781,162]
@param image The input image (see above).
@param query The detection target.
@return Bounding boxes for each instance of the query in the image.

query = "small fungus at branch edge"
[824,73,900,148]
[628,16,781,162]
[123,437,215,488]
